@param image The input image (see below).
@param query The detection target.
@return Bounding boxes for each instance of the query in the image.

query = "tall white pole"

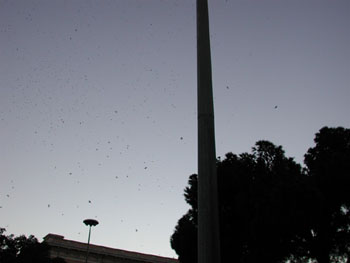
[196,0,221,263]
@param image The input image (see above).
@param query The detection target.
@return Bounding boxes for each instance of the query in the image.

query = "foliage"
[0,228,66,263]
[171,127,350,263]
[304,127,350,263]
[170,211,197,263]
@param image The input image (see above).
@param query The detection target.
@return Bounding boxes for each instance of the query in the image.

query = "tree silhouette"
[171,127,350,263]
[0,228,66,263]
[304,127,350,263]
[170,210,197,263]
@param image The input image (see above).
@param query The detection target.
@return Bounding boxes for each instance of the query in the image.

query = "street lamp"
[83,219,99,263]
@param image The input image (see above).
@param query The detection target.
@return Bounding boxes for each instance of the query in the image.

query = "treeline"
[0,228,65,263]
[171,126,350,263]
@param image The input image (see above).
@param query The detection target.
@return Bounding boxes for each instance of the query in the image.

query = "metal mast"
[83,219,99,263]
[196,0,221,263]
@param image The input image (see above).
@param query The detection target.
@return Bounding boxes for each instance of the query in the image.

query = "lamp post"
[83,219,99,263]
[196,0,221,263]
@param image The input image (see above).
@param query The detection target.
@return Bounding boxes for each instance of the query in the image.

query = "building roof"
[44,233,178,263]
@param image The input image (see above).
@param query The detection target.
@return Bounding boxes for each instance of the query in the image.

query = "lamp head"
[83,219,99,227]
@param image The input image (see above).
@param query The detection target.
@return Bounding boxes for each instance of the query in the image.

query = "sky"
[1,0,349,258]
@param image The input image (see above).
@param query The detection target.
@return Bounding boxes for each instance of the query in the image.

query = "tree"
[0,228,66,263]
[171,127,350,263]
[170,210,197,263]
[304,127,350,263]
[171,140,318,263]
[170,174,198,263]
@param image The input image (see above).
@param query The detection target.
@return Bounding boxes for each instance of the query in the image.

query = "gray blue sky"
[1,0,349,258]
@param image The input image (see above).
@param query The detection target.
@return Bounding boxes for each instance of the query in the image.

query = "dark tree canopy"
[0,228,66,263]
[304,127,350,263]
[171,127,350,263]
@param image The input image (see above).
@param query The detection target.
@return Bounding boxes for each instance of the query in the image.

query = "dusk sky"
[1,0,349,258]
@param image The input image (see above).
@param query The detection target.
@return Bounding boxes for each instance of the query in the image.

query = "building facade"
[44,234,178,263]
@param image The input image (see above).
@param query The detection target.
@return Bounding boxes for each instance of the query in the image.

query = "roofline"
[43,233,178,263]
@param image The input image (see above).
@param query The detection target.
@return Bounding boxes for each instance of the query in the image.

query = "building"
[43,234,178,263]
